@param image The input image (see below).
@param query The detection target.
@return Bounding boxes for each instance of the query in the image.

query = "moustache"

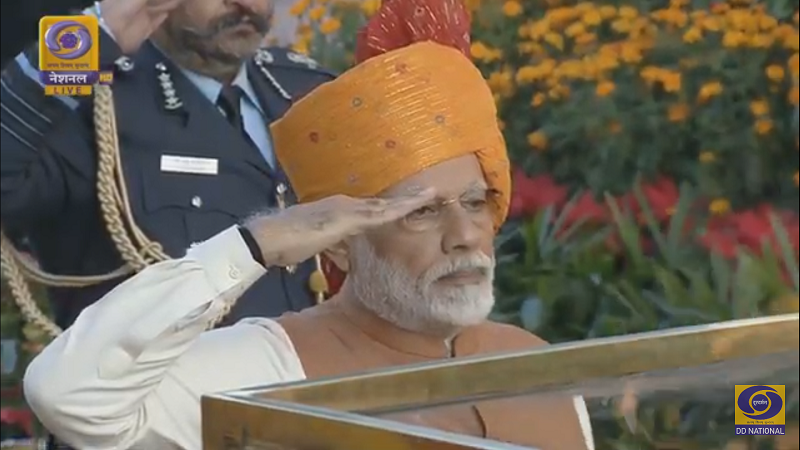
[196,10,272,38]
[422,254,494,286]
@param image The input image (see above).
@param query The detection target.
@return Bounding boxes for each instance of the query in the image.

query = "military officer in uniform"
[0,0,334,331]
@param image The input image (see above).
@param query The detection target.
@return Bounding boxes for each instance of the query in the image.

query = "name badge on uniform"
[160,155,218,175]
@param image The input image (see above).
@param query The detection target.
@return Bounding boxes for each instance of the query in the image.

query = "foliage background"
[287,0,799,448]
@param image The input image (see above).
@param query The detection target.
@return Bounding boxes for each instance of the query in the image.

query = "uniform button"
[191,196,203,208]
[115,56,134,72]
[228,265,241,280]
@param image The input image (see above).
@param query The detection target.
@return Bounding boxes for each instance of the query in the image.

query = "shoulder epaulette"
[253,47,337,78]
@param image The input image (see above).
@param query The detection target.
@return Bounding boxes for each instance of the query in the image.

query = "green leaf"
[666,183,695,261]
[731,253,766,318]
[768,213,800,292]
[632,181,669,261]
[605,193,644,266]
[709,252,732,306]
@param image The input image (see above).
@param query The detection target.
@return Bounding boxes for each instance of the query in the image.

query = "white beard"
[348,236,496,335]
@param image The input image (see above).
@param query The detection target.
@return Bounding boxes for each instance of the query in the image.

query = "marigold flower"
[527,131,548,151]
[710,2,729,14]
[765,65,785,81]
[699,151,716,163]
[565,22,586,37]
[683,27,702,43]
[515,66,542,84]
[599,5,617,19]
[360,0,381,16]
[470,42,502,62]
[640,66,662,83]
[709,198,731,215]
[652,8,688,27]
[618,6,639,19]
[789,87,799,105]
[531,93,546,107]
[783,32,800,51]
[289,0,310,16]
[291,39,309,55]
[487,70,514,97]
[619,43,643,63]
[722,31,747,48]
[661,72,681,93]
[308,6,326,21]
[698,81,723,102]
[754,119,773,135]
[701,16,722,31]
[319,17,341,34]
[582,10,603,26]
[502,0,523,17]
[758,15,778,30]
[667,103,689,122]
[748,34,774,48]
[596,81,616,97]
[750,100,769,116]
[575,33,597,46]
[544,33,565,50]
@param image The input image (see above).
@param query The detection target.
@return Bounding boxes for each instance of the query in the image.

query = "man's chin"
[214,37,263,59]
[429,293,495,327]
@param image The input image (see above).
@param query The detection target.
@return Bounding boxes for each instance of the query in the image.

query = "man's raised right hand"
[99,0,186,54]
[245,189,437,268]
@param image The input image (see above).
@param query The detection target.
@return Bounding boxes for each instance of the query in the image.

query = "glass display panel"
[202,314,799,450]
[372,350,799,450]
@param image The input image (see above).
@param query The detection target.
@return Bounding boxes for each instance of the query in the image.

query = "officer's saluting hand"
[98,0,188,54]
[1,0,336,334]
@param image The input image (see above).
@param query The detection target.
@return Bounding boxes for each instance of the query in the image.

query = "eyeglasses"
[398,188,500,232]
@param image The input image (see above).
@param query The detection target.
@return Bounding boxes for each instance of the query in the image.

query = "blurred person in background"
[1,0,334,330]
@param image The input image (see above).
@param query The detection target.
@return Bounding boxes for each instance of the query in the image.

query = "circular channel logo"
[44,20,93,60]
[736,385,783,420]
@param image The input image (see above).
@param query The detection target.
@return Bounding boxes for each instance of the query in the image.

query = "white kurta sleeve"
[23,226,306,450]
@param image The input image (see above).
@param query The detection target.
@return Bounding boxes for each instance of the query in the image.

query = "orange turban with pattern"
[270,0,510,294]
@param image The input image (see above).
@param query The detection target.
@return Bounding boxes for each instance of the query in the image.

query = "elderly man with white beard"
[22,0,595,449]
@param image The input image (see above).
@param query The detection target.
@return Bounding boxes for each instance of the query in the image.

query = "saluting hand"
[99,0,187,54]
[245,189,436,268]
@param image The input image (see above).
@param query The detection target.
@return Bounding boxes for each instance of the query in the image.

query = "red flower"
[508,169,567,218]
[733,205,798,254]
[639,177,679,222]
[698,216,740,258]
[562,191,609,226]
[698,205,799,259]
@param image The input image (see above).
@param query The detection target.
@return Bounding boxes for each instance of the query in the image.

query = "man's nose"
[440,208,483,254]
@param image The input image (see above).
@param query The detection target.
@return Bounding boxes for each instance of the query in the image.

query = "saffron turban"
[271,0,511,229]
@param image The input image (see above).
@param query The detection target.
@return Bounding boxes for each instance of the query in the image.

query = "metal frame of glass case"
[202,313,799,450]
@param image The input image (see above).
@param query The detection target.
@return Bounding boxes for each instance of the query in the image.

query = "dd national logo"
[735,385,785,436]
[38,15,111,96]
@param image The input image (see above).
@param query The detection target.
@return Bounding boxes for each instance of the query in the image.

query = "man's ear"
[323,241,350,272]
